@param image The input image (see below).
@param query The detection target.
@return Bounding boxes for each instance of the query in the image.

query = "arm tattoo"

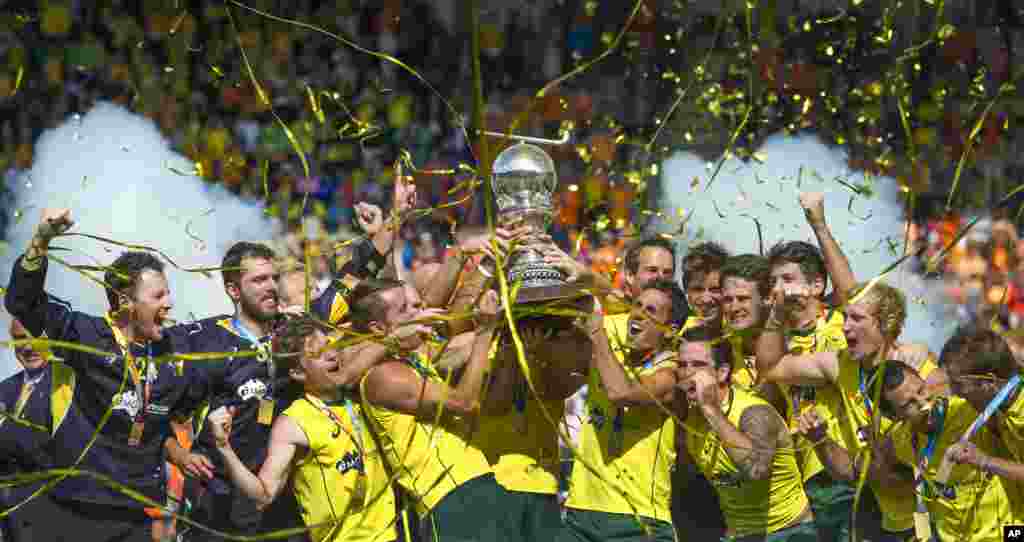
[736,405,783,481]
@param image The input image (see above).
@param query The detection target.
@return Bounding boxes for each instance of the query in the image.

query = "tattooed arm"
[704,403,781,481]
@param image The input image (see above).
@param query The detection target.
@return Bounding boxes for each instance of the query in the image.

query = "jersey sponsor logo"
[336,451,364,474]
[237,379,268,401]
[112,390,142,418]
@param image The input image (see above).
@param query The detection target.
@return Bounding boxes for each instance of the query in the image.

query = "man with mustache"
[174,170,419,540]
[676,328,817,542]
[0,318,75,542]
[761,282,942,542]
[4,208,206,542]
[870,360,1020,541]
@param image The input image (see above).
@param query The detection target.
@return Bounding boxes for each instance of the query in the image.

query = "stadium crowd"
[2,171,1024,542]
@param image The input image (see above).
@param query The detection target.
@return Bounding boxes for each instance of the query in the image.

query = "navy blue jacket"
[0,367,57,505]
[4,256,205,509]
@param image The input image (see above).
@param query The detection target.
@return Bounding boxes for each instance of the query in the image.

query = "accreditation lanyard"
[910,398,947,541]
[108,317,153,446]
[307,394,366,473]
[609,352,658,456]
[858,364,876,420]
[230,318,274,390]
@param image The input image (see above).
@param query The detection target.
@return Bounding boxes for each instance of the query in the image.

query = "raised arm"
[800,192,856,306]
[210,406,305,509]
[588,310,676,408]
[363,291,500,418]
[5,208,76,339]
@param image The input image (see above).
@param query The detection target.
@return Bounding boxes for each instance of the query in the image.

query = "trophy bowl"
[491,143,593,328]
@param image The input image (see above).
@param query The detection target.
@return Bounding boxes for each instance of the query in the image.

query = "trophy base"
[504,284,595,332]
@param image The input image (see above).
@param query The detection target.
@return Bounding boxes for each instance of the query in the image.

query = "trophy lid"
[491,143,558,197]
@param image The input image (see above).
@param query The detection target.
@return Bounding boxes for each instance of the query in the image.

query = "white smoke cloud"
[0,102,281,378]
[660,133,956,354]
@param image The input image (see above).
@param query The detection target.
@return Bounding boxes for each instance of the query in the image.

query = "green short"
[557,508,675,542]
[423,474,513,542]
[501,490,563,542]
[720,521,819,542]
[804,472,854,542]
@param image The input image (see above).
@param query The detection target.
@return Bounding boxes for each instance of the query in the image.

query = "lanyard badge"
[232,318,276,425]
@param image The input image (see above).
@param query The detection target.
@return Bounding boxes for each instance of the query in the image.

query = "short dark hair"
[348,278,405,332]
[222,242,276,287]
[939,326,1017,380]
[640,278,689,329]
[720,254,771,298]
[682,241,729,289]
[271,314,327,372]
[872,360,917,418]
[680,326,731,369]
[767,241,827,291]
[624,237,676,276]
[104,251,166,310]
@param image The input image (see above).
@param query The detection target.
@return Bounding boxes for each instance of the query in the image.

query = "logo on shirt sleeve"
[336,451,364,474]
[112,390,142,419]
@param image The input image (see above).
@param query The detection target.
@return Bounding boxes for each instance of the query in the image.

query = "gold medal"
[128,420,145,446]
[258,398,275,425]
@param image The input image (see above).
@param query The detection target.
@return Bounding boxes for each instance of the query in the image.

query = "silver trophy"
[492,143,587,306]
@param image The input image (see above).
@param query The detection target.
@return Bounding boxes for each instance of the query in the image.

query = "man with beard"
[169,242,308,542]
[4,208,205,542]
[558,279,685,542]
[869,361,1020,541]
[676,328,817,542]
[761,282,942,542]
[0,318,74,542]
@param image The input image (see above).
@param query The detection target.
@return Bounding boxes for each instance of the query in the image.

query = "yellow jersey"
[998,385,1024,463]
[360,354,493,517]
[997,385,1024,515]
[727,334,758,391]
[564,350,678,522]
[786,308,847,484]
[476,334,564,495]
[818,352,939,533]
[685,386,809,537]
[284,396,397,542]
[890,396,1022,542]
